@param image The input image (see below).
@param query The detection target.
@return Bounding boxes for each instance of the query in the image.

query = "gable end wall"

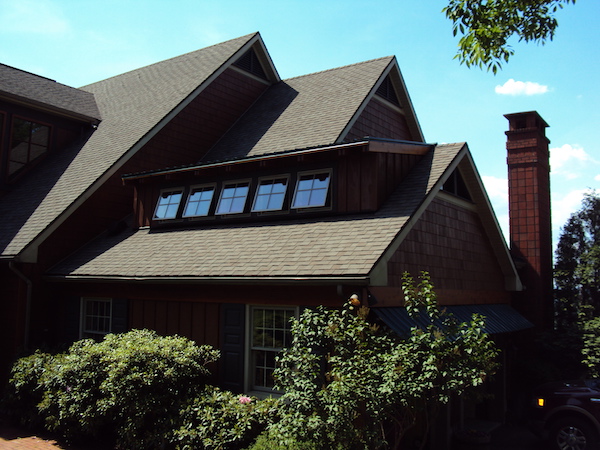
[387,196,510,305]
[344,97,411,142]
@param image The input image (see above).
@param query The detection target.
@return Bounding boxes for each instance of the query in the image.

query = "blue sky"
[1,0,598,249]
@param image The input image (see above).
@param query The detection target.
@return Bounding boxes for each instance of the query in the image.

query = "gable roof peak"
[80,32,262,89]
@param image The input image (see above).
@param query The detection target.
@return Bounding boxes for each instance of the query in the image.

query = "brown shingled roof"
[0,64,101,121]
[48,143,466,281]
[203,57,395,162]
[0,33,259,259]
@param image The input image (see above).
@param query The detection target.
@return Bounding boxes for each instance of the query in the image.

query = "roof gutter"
[44,274,371,286]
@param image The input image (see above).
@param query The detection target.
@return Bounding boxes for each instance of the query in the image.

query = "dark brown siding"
[386,196,509,305]
[344,98,411,142]
[337,150,421,213]
[37,68,269,267]
[0,265,24,380]
[125,68,269,172]
[130,299,220,349]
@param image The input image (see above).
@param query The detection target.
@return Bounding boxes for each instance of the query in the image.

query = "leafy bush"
[582,316,600,377]
[2,350,60,428]
[247,430,327,450]
[269,272,498,449]
[173,389,277,450]
[5,329,220,449]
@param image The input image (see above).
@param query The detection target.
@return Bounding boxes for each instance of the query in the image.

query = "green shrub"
[247,430,325,450]
[2,350,60,428]
[33,329,219,448]
[173,389,278,450]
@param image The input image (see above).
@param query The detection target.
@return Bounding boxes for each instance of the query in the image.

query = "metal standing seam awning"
[373,304,533,337]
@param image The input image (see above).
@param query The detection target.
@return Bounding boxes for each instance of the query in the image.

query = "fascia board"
[44,275,371,286]
[17,34,263,264]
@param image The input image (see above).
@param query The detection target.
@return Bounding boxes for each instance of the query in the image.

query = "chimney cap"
[504,111,549,129]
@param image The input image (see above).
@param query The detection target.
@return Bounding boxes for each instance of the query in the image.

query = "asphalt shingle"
[0,33,257,257]
[202,57,394,162]
[49,143,465,280]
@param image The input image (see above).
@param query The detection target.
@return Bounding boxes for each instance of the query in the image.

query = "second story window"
[252,177,288,212]
[183,185,215,217]
[154,189,183,219]
[292,171,331,208]
[8,118,50,179]
[217,181,250,214]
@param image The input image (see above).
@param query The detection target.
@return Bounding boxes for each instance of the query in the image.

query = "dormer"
[124,139,433,229]
[0,64,100,187]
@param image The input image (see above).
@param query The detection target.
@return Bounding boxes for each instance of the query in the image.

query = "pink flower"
[239,395,252,404]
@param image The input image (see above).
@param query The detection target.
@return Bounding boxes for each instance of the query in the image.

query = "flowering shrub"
[173,388,277,450]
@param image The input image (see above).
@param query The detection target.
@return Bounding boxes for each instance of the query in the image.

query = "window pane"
[154,191,182,219]
[253,178,287,212]
[217,182,249,214]
[184,187,214,217]
[293,173,330,208]
[82,298,112,338]
[8,119,50,180]
[251,307,295,390]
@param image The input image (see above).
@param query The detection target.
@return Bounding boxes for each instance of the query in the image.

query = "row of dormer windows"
[153,169,331,221]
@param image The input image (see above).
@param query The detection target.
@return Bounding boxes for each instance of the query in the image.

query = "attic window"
[442,170,471,201]
[183,185,215,217]
[375,76,400,106]
[233,48,267,79]
[253,177,288,212]
[217,181,250,214]
[8,118,50,179]
[154,189,183,219]
[292,171,331,208]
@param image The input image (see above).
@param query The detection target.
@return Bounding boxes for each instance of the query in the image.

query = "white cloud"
[482,175,508,203]
[550,144,597,179]
[552,189,588,235]
[495,79,549,96]
[0,0,68,34]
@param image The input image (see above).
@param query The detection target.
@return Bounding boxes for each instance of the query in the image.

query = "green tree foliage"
[443,0,576,73]
[555,191,600,329]
[547,191,600,379]
[269,272,498,450]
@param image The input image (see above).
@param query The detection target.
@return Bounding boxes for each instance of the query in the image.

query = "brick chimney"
[505,111,553,331]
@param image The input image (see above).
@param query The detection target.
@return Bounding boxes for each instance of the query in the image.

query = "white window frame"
[80,297,112,339]
[251,175,289,212]
[246,305,298,394]
[182,184,216,218]
[216,179,251,215]
[153,187,184,220]
[291,169,332,209]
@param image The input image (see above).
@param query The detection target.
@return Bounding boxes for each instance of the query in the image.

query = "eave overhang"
[122,138,434,183]
[44,274,371,286]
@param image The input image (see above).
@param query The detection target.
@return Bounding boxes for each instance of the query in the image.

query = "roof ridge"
[283,55,394,82]
[80,32,259,89]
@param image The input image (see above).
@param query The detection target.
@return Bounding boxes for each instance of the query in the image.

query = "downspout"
[9,260,32,350]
